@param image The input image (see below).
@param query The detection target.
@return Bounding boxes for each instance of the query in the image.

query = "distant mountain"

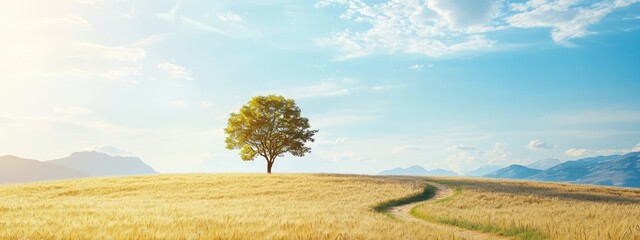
[479,152,640,188]
[465,165,504,176]
[574,153,640,187]
[484,165,542,179]
[0,155,89,184]
[48,151,157,177]
[528,154,624,182]
[526,158,561,170]
[529,152,640,187]
[378,165,458,176]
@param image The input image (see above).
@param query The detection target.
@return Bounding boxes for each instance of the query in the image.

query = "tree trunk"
[267,160,274,174]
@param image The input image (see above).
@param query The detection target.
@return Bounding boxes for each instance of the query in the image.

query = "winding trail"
[388,181,513,240]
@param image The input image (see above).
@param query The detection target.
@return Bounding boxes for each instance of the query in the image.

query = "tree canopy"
[224,95,318,174]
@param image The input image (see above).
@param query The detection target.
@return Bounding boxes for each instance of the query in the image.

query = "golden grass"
[0,174,460,240]
[413,177,640,240]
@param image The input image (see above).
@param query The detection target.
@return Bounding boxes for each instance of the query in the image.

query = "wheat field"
[0,174,461,240]
[2,174,640,240]
[413,177,640,240]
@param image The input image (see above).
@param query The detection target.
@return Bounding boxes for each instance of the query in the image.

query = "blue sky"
[0,0,639,174]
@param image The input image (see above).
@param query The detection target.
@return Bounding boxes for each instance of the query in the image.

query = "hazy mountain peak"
[484,165,542,179]
[0,155,89,184]
[526,158,562,170]
[48,151,156,177]
[378,165,457,176]
[465,165,504,176]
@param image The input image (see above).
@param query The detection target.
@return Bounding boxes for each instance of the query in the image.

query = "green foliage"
[224,95,318,173]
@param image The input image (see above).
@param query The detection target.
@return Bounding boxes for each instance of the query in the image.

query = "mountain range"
[378,165,458,176]
[0,151,156,184]
[484,152,640,188]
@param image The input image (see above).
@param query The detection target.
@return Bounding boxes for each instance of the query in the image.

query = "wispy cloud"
[115,6,137,20]
[74,42,146,62]
[447,144,478,152]
[157,1,179,24]
[507,0,639,46]
[180,16,230,36]
[217,12,243,22]
[527,139,557,151]
[46,15,91,29]
[158,63,192,81]
[316,0,638,58]
[564,143,640,157]
[171,100,186,107]
[408,64,424,71]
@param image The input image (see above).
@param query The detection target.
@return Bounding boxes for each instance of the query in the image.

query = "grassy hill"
[1,174,639,239]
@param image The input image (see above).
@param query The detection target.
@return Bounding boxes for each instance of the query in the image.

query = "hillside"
[0,155,89,183]
[479,152,640,188]
[47,151,156,177]
[528,152,640,187]
[526,158,561,170]
[483,165,541,179]
[465,165,504,176]
[378,165,457,176]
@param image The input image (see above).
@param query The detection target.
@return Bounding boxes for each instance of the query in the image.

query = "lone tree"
[224,95,318,174]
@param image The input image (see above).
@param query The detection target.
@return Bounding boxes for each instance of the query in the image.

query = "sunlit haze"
[1,0,639,174]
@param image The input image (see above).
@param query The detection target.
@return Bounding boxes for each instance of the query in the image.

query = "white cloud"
[158,63,193,80]
[507,0,640,45]
[315,0,501,58]
[409,64,424,71]
[157,1,179,23]
[564,143,640,157]
[74,42,146,62]
[527,139,557,150]
[171,100,185,107]
[633,143,640,152]
[180,16,230,36]
[485,142,514,164]
[201,101,212,108]
[316,0,639,58]
[217,12,243,22]
[278,78,358,99]
[319,137,349,146]
[116,6,137,20]
[129,34,166,47]
[87,145,136,157]
[46,15,91,29]
[447,144,478,152]
[427,0,503,29]
[98,65,142,80]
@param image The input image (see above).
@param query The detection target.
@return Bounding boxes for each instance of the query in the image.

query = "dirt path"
[388,181,513,240]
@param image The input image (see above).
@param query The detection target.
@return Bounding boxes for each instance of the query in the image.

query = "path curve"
[388,181,513,240]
